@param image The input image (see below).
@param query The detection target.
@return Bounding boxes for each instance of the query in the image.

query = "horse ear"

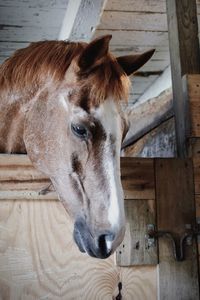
[116,49,155,76]
[78,35,112,70]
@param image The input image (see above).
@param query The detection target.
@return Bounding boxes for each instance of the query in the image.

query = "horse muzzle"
[73,217,116,259]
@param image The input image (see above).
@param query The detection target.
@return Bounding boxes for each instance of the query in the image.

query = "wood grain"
[116,200,157,266]
[0,155,155,201]
[193,157,200,195]
[98,11,167,31]
[166,0,200,157]
[123,87,173,148]
[123,118,176,158]
[0,154,55,200]
[104,0,167,12]
[155,158,199,300]
[94,30,169,47]
[121,158,155,200]
[0,199,157,300]
[183,74,200,137]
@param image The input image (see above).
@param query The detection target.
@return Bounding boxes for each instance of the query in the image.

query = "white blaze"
[107,158,120,228]
[93,99,123,229]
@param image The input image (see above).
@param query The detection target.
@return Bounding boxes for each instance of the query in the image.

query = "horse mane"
[0,40,130,103]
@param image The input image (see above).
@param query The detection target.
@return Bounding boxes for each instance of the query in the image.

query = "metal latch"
[146,221,200,261]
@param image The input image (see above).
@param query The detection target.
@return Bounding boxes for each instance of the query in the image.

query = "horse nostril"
[98,233,115,258]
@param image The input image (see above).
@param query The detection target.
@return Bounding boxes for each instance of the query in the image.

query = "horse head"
[23,36,154,258]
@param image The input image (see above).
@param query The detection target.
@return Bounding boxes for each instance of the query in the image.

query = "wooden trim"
[0,155,155,201]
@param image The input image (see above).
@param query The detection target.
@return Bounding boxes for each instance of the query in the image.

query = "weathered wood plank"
[130,78,158,95]
[136,59,169,73]
[104,0,166,12]
[116,199,157,266]
[0,0,68,9]
[94,30,169,46]
[189,138,200,158]
[98,11,167,31]
[123,118,176,158]
[104,0,200,14]
[183,74,200,138]
[0,190,56,200]
[196,195,200,217]
[166,0,200,157]
[67,0,105,42]
[155,158,199,300]
[121,158,155,199]
[193,156,200,195]
[0,26,59,43]
[123,88,173,148]
[0,6,66,28]
[0,154,31,165]
[110,45,170,56]
[0,155,155,200]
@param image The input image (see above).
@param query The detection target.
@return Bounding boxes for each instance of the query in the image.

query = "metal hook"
[146,223,199,261]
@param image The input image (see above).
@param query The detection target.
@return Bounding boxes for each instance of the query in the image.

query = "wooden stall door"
[0,155,157,300]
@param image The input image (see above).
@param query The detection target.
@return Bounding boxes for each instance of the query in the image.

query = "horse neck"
[0,83,46,154]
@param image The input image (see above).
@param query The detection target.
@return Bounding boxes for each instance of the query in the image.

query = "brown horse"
[0,35,154,259]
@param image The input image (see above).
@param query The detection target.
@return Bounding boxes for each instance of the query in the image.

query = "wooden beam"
[136,66,171,104]
[123,88,173,148]
[59,0,106,42]
[122,117,176,158]
[166,0,200,157]
[0,199,157,299]
[0,155,155,201]
[59,0,82,40]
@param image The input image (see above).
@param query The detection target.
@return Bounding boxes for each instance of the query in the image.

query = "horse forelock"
[0,40,85,91]
[76,53,130,106]
[0,40,130,106]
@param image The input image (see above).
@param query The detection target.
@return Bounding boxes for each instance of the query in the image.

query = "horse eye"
[71,123,88,139]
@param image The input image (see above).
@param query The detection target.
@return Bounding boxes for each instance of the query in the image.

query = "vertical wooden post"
[166,0,200,157]
[156,158,199,300]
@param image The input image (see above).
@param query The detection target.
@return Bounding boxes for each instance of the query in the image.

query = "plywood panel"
[0,199,157,300]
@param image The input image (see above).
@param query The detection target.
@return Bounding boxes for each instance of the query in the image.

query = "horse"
[0,35,154,259]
